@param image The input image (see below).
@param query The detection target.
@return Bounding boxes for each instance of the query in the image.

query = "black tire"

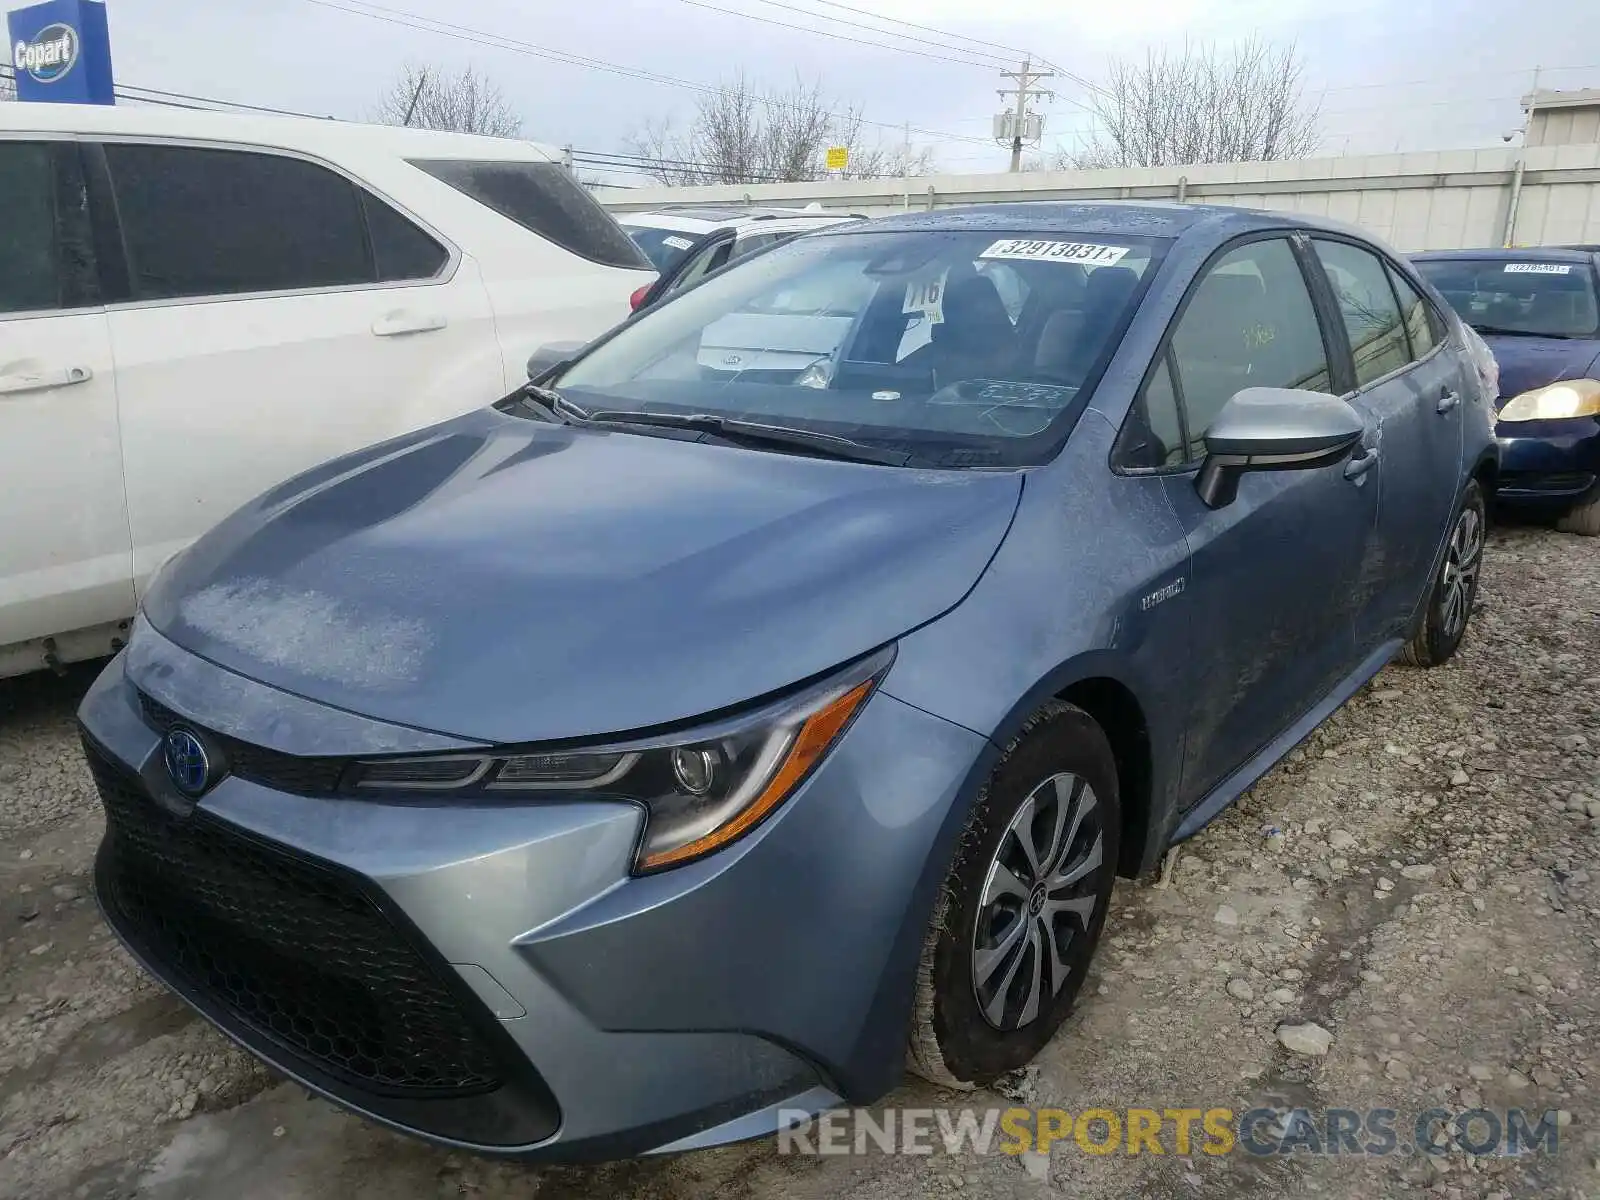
[1400,479,1487,668]
[907,701,1121,1088]
[1556,482,1600,537]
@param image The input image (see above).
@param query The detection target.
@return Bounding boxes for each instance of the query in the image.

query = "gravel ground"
[1,523,1596,1200]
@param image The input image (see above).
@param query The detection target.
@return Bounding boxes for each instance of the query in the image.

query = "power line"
[0,65,328,115]
[0,62,916,181]
[675,0,1101,120]
[677,0,997,67]
[1313,62,1600,94]
[571,146,908,181]
[798,0,1036,62]
[674,0,1009,68]
[300,0,995,147]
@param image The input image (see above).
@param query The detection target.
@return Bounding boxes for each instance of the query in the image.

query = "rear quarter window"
[411,159,650,270]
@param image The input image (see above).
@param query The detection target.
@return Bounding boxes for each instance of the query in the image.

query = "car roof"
[623,206,862,230]
[838,200,1381,244]
[649,204,850,221]
[617,212,721,235]
[1411,246,1598,263]
[0,104,563,163]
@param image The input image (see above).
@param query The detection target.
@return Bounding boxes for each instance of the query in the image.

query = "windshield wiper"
[582,409,921,466]
[1471,324,1573,340]
[504,384,593,424]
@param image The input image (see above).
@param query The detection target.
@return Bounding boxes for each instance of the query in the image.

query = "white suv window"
[0,142,64,315]
[102,143,450,301]
[412,159,650,271]
[105,143,375,300]
[0,141,95,315]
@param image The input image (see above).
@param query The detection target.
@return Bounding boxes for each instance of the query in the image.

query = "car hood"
[143,409,1022,745]
[1482,335,1600,407]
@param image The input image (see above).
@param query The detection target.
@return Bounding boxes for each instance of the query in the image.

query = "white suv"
[0,105,654,679]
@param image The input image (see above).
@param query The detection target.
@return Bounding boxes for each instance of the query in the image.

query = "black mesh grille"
[137,690,347,796]
[87,737,502,1095]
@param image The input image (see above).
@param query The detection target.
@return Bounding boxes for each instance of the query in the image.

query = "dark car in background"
[82,203,1494,1162]
[1413,247,1600,534]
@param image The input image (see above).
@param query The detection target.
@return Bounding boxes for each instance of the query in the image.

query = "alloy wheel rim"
[972,772,1105,1031]
[1439,505,1484,640]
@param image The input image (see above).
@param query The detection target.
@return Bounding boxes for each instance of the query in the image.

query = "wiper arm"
[1471,324,1572,339]
[504,384,593,424]
[583,409,919,466]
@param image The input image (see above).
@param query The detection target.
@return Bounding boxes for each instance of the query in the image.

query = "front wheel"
[1400,480,1487,668]
[907,702,1120,1088]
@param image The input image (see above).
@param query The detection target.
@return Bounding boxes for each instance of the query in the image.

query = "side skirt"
[1171,638,1403,844]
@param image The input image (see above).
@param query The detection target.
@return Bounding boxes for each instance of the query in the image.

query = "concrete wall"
[595,144,1600,251]
[1527,89,1600,149]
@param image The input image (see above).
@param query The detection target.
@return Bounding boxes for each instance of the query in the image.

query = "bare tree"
[626,74,931,184]
[373,62,522,138]
[1,56,15,102]
[834,130,937,180]
[1052,38,1321,170]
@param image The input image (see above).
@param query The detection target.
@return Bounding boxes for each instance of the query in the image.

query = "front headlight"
[1498,378,1600,422]
[350,649,891,873]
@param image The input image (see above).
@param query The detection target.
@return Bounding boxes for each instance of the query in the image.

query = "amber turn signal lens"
[635,678,875,871]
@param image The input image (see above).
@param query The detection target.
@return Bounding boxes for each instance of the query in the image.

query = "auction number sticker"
[903,272,946,321]
[662,235,695,250]
[979,239,1130,266]
[1504,263,1572,274]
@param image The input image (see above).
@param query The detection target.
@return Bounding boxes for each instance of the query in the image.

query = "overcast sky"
[50,0,1600,176]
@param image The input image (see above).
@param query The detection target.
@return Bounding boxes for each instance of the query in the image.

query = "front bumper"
[1494,414,1600,506]
[79,630,987,1160]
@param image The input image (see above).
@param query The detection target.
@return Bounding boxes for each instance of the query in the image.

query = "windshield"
[1414,257,1600,339]
[624,224,705,273]
[555,228,1168,468]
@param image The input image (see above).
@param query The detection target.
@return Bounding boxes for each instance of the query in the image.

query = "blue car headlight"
[349,649,892,873]
[1498,378,1600,422]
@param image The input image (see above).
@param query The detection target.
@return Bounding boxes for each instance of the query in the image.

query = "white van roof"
[0,103,563,164]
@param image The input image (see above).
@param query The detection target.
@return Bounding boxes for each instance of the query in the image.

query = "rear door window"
[626,226,701,273]
[362,193,449,282]
[0,141,95,315]
[732,231,782,260]
[1386,266,1440,359]
[1312,239,1410,387]
[412,159,650,270]
[105,143,372,300]
[668,237,735,294]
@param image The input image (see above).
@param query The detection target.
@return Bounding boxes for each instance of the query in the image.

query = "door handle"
[1344,447,1379,481]
[0,365,93,396]
[371,312,447,337]
[1436,389,1460,414]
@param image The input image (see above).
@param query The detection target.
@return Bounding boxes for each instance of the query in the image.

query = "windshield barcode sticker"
[979,239,1130,266]
[662,235,695,250]
[1504,263,1572,274]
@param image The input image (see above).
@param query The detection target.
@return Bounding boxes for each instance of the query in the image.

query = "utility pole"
[402,69,428,127]
[902,119,912,210]
[996,58,1054,172]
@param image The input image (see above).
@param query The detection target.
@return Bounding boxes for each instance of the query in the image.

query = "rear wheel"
[1556,483,1600,537]
[907,702,1120,1088]
[1400,480,1486,668]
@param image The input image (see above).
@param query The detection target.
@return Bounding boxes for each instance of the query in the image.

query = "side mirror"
[1195,388,1365,509]
[526,341,589,384]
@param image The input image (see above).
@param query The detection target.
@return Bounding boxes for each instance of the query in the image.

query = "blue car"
[1413,247,1600,534]
[79,204,1495,1161]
